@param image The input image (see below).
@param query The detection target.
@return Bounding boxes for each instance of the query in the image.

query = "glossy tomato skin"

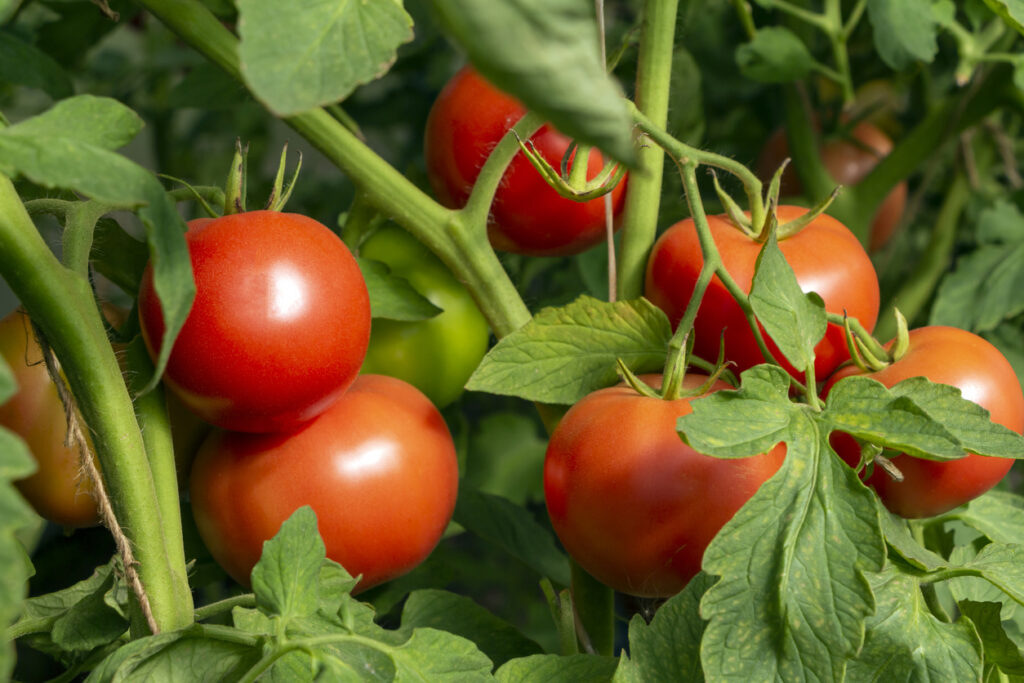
[544,374,786,597]
[138,211,371,433]
[644,206,880,380]
[358,225,490,408]
[425,66,627,257]
[189,374,459,592]
[757,121,908,251]
[0,309,99,527]
[826,326,1024,518]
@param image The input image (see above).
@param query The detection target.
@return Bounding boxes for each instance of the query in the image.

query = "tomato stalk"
[137,0,532,339]
[616,0,680,300]
[0,176,193,634]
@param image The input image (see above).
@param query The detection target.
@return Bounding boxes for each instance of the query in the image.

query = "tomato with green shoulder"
[359,224,490,408]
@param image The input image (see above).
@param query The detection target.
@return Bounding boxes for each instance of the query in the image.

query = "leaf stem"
[194,594,258,622]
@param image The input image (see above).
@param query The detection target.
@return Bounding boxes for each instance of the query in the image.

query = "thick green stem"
[570,560,615,656]
[617,0,680,300]
[137,0,532,338]
[0,177,190,633]
[873,169,971,341]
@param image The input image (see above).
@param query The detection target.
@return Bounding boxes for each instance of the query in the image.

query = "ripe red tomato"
[189,374,459,592]
[0,309,99,528]
[757,121,908,251]
[644,205,880,380]
[544,374,786,597]
[138,211,371,433]
[826,326,1024,518]
[424,65,627,257]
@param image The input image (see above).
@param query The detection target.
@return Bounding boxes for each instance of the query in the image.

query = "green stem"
[138,0,532,338]
[617,0,680,300]
[0,177,190,634]
[768,0,828,30]
[462,113,543,228]
[6,615,53,640]
[62,201,110,278]
[194,593,257,622]
[873,168,971,341]
[826,311,889,361]
[570,560,614,656]
[823,0,853,105]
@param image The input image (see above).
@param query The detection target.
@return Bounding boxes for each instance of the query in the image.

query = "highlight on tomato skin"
[644,205,880,381]
[0,309,100,529]
[543,374,785,598]
[188,374,459,593]
[137,211,372,434]
[424,65,627,258]
[825,326,1024,519]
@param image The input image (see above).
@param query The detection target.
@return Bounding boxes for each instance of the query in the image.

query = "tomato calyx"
[512,131,627,202]
[839,307,911,374]
[222,140,302,216]
[618,329,733,402]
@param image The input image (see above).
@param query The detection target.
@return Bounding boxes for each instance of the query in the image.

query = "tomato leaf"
[495,654,618,683]
[735,27,814,84]
[888,377,1024,459]
[251,506,323,623]
[684,367,885,680]
[399,589,543,668]
[947,545,1021,623]
[0,31,73,99]
[948,490,1024,545]
[0,97,193,391]
[465,296,670,405]
[748,229,827,372]
[954,543,1024,608]
[613,572,713,683]
[430,0,635,166]
[880,509,949,572]
[91,218,149,297]
[823,375,966,461]
[357,256,443,321]
[958,600,1024,676]
[464,412,547,505]
[866,0,939,69]
[677,364,794,458]
[846,565,982,681]
[83,628,259,682]
[236,0,414,116]
[983,0,1024,35]
[453,488,571,588]
[931,201,1024,333]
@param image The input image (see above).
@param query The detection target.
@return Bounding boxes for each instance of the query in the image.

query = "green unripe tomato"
[359,225,490,408]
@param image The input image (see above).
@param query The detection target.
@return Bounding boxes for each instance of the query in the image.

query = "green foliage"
[735,27,814,84]
[866,0,939,69]
[357,257,442,321]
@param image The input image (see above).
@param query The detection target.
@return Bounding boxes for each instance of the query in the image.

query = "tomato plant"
[358,224,490,408]
[544,374,785,597]
[424,65,627,257]
[138,211,371,433]
[189,374,458,592]
[644,205,880,380]
[0,309,99,528]
[826,326,1024,518]
[758,121,908,251]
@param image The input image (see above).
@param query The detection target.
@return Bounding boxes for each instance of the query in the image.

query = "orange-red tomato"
[425,66,627,257]
[826,326,1024,518]
[757,121,907,251]
[0,309,99,528]
[189,374,459,592]
[544,374,785,597]
[644,206,880,380]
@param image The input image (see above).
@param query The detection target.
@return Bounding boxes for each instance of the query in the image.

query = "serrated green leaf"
[50,571,129,652]
[386,628,493,681]
[5,95,142,150]
[948,545,1020,623]
[736,27,814,84]
[251,506,323,622]
[466,296,670,405]
[431,0,635,165]
[889,377,1024,459]
[961,543,1024,608]
[237,0,414,115]
[613,573,712,683]
[931,244,1024,333]
[824,375,965,460]
[867,0,938,69]
[677,364,794,458]
[749,228,827,371]
[357,257,442,321]
[453,488,570,587]
[881,508,949,572]
[496,653,618,683]
[960,600,1024,677]
[847,565,982,681]
[400,589,542,668]
[699,415,884,682]
[951,490,1024,545]
[984,0,1024,34]
[0,30,73,99]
